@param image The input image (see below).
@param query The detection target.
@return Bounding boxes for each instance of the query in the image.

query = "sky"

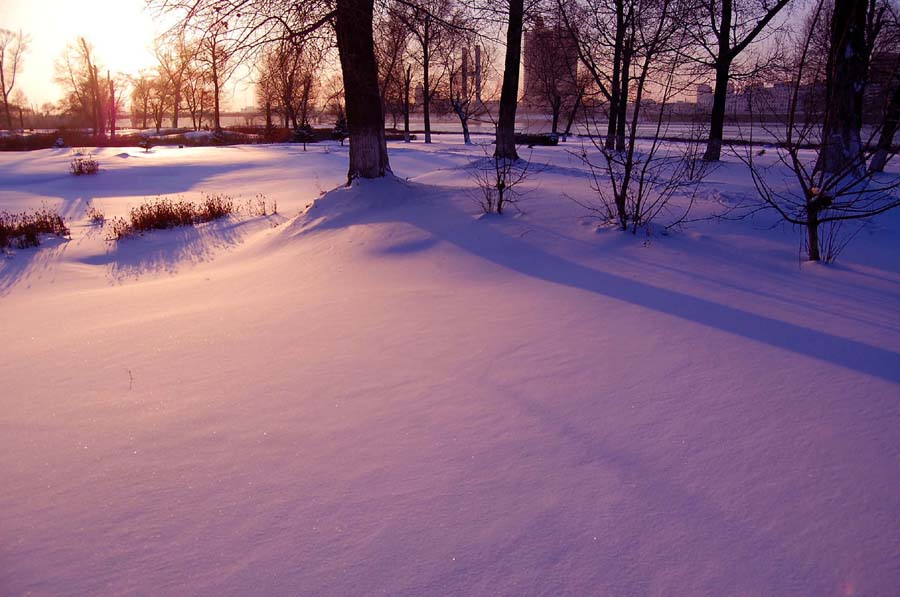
[1,0,254,109]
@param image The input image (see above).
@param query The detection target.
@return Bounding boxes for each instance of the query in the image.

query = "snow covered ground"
[1,138,898,595]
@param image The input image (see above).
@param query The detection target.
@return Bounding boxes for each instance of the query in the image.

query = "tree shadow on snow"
[9,157,265,208]
[0,237,70,296]
[300,180,900,385]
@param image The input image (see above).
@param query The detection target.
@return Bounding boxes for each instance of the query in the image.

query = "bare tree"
[148,70,171,132]
[0,29,28,132]
[153,0,390,181]
[571,0,707,231]
[195,22,234,132]
[471,147,537,213]
[375,7,412,130]
[558,0,634,151]
[735,0,900,261]
[55,38,109,137]
[182,58,212,130]
[276,39,323,129]
[106,71,128,138]
[393,0,459,144]
[130,71,153,129]
[684,0,793,162]
[444,38,494,144]
[256,51,279,133]
[156,34,198,128]
[523,13,582,135]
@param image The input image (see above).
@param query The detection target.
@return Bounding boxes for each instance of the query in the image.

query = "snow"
[1,137,898,595]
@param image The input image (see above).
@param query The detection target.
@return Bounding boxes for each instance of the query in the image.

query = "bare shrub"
[86,204,105,224]
[243,193,277,216]
[70,152,100,175]
[109,193,235,240]
[0,207,70,249]
[573,133,709,233]
[469,147,538,215]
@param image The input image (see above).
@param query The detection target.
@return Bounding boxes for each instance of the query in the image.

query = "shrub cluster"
[70,152,100,175]
[0,207,70,249]
[86,204,105,224]
[108,193,235,240]
[244,193,277,216]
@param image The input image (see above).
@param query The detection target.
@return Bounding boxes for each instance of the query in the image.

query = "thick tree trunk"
[817,0,867,174]
[703,0,733,162]
[495,0,524,160]
[869,78,900,173]
[703,58,731,161]
[335,0,391,181]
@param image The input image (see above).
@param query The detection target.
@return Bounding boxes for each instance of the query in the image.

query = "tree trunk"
[806,210,821,261]
[495,0,524,160]
[423,22,432,144]
[212,59,221,132]
[817,0,867,174]
[0,61,11,131]
[452,96,472,144]
[869,77,900,173]
[551,95,560,135]
[703,0,733,162]
[171,82,181,128]
[703,57,731,161]
[606,1,624,150]
[335,0,391,181]
[3,99,12,132]
[563,90,583,139]
[615,40,630,152]
[404,66,412,143]
[108,72,116,139]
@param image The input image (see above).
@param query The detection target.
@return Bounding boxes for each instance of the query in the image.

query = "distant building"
[523,16,579,107]
[696,84,713,108]
[449,45,483,102]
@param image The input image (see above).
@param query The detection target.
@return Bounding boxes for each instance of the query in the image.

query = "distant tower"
[462,48,469,97]
[696,83,713,107]
[475,45,482,102]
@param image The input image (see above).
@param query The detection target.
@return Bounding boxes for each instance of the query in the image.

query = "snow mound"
[283,175,443,235]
